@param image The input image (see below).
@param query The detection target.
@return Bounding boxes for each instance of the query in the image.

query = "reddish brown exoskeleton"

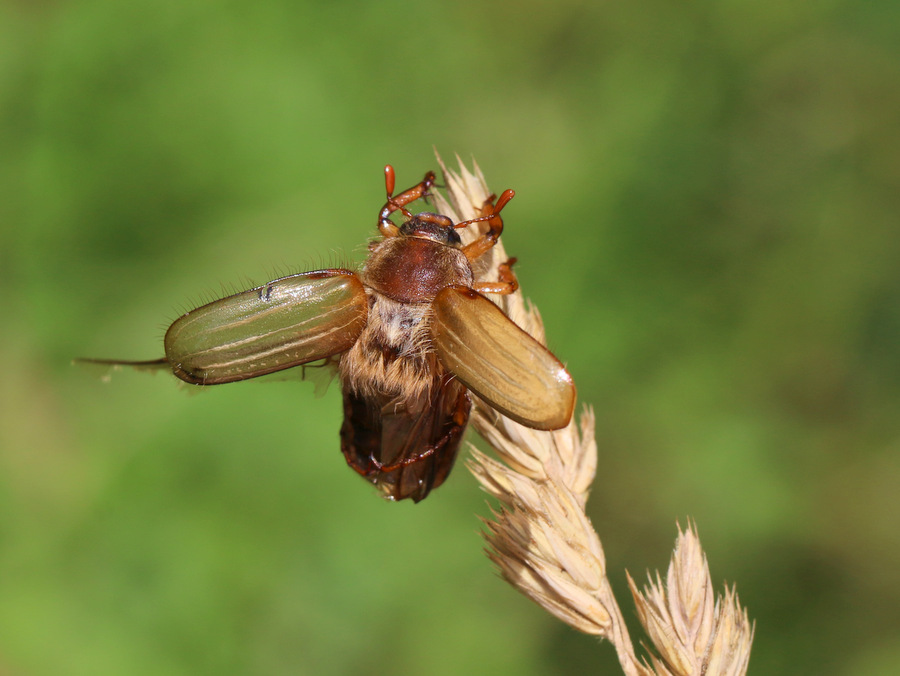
[82,166,575,501]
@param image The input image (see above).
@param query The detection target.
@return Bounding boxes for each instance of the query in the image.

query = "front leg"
[472,257,519,295]
[461,189,515,261]
[378,165,437,237]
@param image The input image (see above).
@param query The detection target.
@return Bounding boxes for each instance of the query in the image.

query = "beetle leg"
[472,257,519,295]
[378,165,437,237]
[460,189,515,261]
[355,446,438,474]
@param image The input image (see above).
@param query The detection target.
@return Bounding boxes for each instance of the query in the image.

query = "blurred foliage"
[1,0,899,674]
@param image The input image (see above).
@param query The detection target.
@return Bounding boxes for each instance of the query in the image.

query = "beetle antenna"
[454,189,516,229]
[494,189,515,213]
[384,165,396,197]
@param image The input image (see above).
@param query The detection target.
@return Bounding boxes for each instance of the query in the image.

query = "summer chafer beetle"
[85,166,575,502]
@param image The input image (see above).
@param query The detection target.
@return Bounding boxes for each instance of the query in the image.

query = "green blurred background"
[2,1,899,674]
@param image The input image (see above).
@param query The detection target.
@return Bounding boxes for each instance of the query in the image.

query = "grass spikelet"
[628,523,755,676]
[434,154,753,676]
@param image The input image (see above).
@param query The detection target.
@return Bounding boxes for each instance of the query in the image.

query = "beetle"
[85,166,575,501]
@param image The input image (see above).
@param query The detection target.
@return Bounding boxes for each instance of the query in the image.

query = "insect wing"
[74,357,172,382]
[166,270,368,384]
[430,287,575,430]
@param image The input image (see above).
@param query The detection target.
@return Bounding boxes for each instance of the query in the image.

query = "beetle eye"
[444,228,462,246]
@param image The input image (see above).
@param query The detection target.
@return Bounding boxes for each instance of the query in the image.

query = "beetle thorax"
[338,293,439,405]
[361,235,474,304]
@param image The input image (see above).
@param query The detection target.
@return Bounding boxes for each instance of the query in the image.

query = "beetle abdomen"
[340,373,470,502]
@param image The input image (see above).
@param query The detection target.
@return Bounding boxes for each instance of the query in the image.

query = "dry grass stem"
[433,155,754,675]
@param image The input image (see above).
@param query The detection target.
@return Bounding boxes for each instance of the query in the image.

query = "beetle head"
[399,212,462,246]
